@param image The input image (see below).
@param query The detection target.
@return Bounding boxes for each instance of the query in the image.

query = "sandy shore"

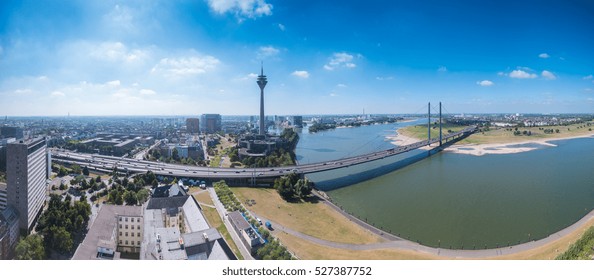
[386,132,421,146]
[388,128,594,156]
[445,133,594,156]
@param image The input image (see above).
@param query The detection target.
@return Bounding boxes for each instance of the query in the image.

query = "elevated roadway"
[51,126,477,181]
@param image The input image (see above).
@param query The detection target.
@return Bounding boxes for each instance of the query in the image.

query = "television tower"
[257,63,268,135]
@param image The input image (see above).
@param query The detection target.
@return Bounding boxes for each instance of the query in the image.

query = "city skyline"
[1,0,594,116]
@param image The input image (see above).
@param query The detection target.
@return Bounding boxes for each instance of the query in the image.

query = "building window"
[131,225,134,230]
[119,217,122,222]
[125,232,128,237]
[125,217,128,222]
[119,232,122,236]
[137,218,141,222]
[119,240,122,244]
[137,232,141,237]
[137,241,140,246]
[125,225,128,229]
[119,224,122,229]
[125,240,128,245]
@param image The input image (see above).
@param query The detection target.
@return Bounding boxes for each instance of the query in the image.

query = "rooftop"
[72,204,143,260]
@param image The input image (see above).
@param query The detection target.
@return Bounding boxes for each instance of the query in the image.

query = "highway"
[51,126,477,180]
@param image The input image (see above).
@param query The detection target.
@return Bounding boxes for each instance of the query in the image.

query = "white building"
[7,138,48,233]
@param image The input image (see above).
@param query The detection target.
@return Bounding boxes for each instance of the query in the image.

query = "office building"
[7,138,48,233]
[186,118,200,134]
[200,114,222,134]
[0,126,23,140]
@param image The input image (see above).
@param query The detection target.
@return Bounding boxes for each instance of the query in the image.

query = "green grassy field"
[232,187,383,245]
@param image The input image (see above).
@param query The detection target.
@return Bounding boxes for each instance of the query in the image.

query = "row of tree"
[213,180,244,213]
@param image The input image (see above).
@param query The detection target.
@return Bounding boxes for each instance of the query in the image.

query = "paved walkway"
[207,187,254,260]
[265,190,594,259]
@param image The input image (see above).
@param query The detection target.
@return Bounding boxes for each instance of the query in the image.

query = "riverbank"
[446,133,594,156]
[393,127,594,156]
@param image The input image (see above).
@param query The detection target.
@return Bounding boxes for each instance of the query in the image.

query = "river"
[295,122,594,249]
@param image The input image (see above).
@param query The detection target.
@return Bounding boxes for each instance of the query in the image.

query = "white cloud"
[90,41,149,63]
[291,70,309,78]
[497,72,506,76]
[257,46,280,59]
[206,0,273,20]
[337,83,347,88]
[247,73,258,79]
[329,92,338,97]
[139,89,156,95]
[151,55,220,77]
[541,70,556,80]
[438,66,447,72]
[583,75,593,80]
[376,76,394,81]
[278,23,285,31]
[538,53,550,59]
[51,91,65,97]
[14,89,33,95]
[103,4,135,33]
[106,80,121,87]
[324,52,357,71]
[477,80,494,86]
[509,69,538,79]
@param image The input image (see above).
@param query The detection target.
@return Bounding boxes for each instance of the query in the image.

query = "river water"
[295,122,594,249]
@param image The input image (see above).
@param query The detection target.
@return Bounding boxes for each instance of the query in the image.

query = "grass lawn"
[274,231,441,260]
[209,155,222,167]
[192,193,244,260]
[399,122,594,145]
[272,216,594,260]
[193,190,212,205]
[232,187,383,245]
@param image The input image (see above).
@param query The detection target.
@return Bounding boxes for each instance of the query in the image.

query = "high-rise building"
[257,65,268,135]
[200,114,222,134]
[290,116,303,128]
[0,126,23,140]
[186,118,200,134]
[7,138,48,233]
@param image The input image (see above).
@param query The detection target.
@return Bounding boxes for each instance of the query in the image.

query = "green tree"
[58,166,68,177]
[172,148,180,161]
[137,189,150,204]
[71,164,82,174]
[15,234,45,260]
[47,225,73,254]
[82,166,90,176]
[123,190,137,205]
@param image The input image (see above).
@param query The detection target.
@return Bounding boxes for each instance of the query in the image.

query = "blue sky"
[1,0,593,116]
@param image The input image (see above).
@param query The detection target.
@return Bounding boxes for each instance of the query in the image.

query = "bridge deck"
[52,126,477,180]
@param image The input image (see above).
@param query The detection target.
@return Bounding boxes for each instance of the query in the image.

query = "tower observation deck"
[257,64,268,135]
